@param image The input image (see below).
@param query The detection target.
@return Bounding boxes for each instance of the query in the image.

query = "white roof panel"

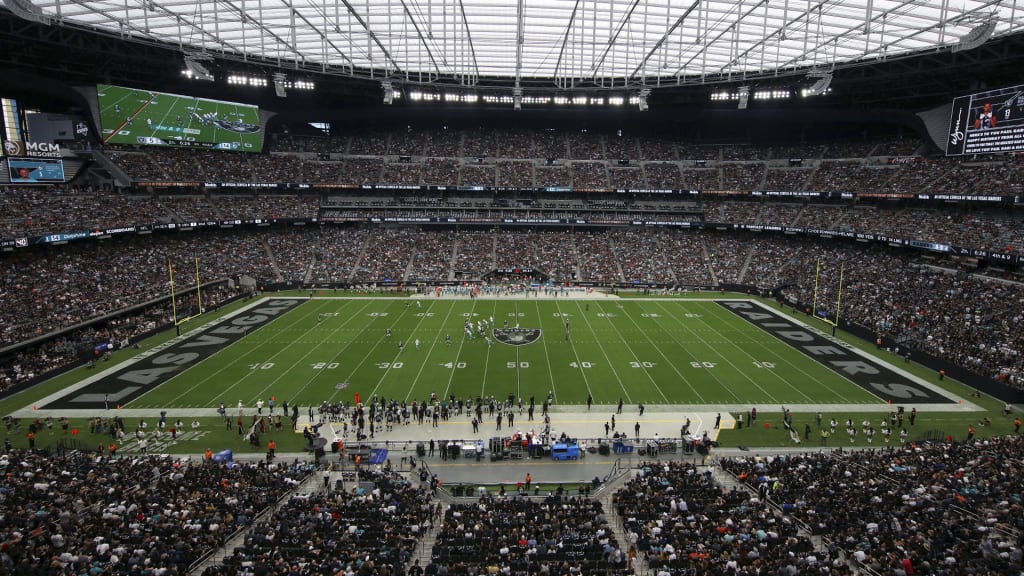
[26,0,1024,85]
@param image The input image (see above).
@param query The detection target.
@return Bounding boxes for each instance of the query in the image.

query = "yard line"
[366,300,451,401]
[442,299,478,402]
[607,302,691,403]
[255,300,376,404]
[143,299,329,407]
[701,301,867,403]
[405,299,456,402]
[571,301,631,403]
[682,302,816,403]
[655,301,786,402]
[534,300,563,406]
[640,301,742,403]
[480,300,499,399]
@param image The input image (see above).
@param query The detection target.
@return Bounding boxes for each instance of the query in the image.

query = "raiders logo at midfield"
[493,328,542,346]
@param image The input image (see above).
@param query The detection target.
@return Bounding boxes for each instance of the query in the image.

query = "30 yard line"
[589,297,667,401]
[606,301,690,403]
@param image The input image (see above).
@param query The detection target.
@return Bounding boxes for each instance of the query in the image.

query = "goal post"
[168,255,204,327]
[811,258,845,332]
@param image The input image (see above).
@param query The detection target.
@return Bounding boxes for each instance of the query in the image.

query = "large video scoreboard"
[946,84,1024,155]
[97,84,263,152]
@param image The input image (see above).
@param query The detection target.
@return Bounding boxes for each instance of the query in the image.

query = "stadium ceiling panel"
[21,0,1024,88]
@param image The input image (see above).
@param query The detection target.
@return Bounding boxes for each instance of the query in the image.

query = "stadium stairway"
[701,240,718,286]
[609,239,626,283]
[711,462,842,567]
[262,237,285,282]
[735,242,756,284]
[191,467,322,574]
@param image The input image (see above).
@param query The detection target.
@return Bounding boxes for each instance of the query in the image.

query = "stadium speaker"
[617,159,630,167]
[272,73,287,98]
[399,155,412,162]
[737,86,750,110]
[788,159,803,167]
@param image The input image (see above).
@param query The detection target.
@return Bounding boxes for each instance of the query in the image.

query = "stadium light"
[953,17,997,52]
[737,86,750,109]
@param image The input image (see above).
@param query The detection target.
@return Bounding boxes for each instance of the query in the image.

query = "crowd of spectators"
[430,496,630,575]
[613,230,675,284]
[308,226,370,284]
[0,283,234,392]
[498,162,535,188]
[608,168,645,189]
[570,162,609,189]
[720,436,1024,575]
[614,460,836,575]
[458,165,496,188]
[97,133,1024,203]
[0,187,160,239]
[0,449,312,576]
[204,468,433,576]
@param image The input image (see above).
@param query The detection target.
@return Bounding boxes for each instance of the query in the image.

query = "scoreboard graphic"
[947,84,1024,155]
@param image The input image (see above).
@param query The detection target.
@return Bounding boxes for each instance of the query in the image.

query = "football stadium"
[1,1,1023,574]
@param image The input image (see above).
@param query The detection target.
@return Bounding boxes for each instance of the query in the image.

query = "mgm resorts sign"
[3,140,63,159]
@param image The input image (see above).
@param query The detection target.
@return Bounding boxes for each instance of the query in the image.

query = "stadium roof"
[14,0,1024,90]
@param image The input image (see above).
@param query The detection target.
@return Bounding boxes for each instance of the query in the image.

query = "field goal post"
[168,255,205,334]
[811,258,845,336]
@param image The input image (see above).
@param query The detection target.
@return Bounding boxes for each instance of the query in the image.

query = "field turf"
[128,297,900,410]
[6,293,1016,454]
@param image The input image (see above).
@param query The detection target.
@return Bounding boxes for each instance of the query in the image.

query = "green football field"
[97,84,263,152]
[126,297,897,410]
[6,293,1017,454]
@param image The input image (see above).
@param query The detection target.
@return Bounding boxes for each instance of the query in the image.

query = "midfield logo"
[493,328,542,346]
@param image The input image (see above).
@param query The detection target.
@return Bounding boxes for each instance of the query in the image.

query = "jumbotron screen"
[946,84,1024,155]
[7,157,65,183]
[97,84,263,152]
